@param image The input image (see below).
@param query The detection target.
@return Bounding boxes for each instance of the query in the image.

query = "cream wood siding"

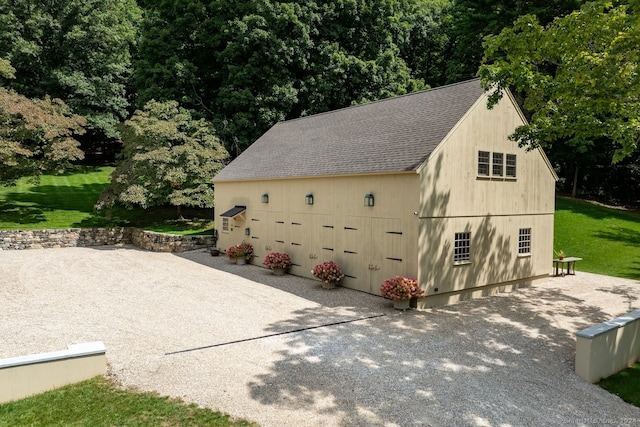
[419,92,556,218]
[417,93,556,306]
[215,174,420,293]
[215,91,556,306]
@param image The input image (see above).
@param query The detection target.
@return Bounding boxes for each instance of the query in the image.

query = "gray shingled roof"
[214,79,484,182]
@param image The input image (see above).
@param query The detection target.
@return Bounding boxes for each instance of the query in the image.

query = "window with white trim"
[518,228,531,254]
[222,217,229,232]
[478,151,490,176]
[506,154,517,178]
[478,151,517,179]
[454,232,471,263]
[492,152,504,176]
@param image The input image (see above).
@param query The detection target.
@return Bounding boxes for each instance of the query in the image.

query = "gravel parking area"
[1,246,639,426]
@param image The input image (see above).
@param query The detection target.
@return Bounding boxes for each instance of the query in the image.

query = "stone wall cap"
[576,309,640,338]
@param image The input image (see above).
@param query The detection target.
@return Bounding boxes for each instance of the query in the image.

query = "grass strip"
[598,363,640,408]
[0,376,257,427]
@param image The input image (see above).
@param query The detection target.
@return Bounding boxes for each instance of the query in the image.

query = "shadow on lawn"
[3,183,106,213]
[555,196,640,221]
[0,200,48,225]
[0,182,108,227]
[593,227,640,247]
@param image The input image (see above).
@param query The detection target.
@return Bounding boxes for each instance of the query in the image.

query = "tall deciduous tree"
[446,0,583,83]
[479,0,640,165]
[135,0,448,156]
[0,0,141,140]
[96,101,228,216]
[0,87,86,185]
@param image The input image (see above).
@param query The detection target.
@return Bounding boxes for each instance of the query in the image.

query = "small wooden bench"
[552,257,582,276]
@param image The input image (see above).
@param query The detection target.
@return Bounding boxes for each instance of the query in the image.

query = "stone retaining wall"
[0,228,213,253]
[129,228,214,252]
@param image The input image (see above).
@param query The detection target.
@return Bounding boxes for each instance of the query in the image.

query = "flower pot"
[322,280,336,289]
[236,257,247,265]
[393,299,411,310]
[272,267,285,276]
[210,249,220,257]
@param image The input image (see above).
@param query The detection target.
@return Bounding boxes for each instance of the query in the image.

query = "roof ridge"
[281,78,481,125]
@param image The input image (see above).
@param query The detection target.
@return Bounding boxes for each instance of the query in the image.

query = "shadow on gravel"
[245,288,623,426]
[179,250,640,425]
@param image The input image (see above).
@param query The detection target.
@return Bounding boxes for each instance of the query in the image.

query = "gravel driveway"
[1,246,640,426]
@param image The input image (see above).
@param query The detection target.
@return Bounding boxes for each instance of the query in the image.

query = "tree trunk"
[571,163,579,198]
[177,205,184,219]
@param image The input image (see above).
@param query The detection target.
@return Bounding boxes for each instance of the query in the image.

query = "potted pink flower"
[312,260,345,289]
[380,276,424,310]
[263,252,292,275]
[226,242,253,264]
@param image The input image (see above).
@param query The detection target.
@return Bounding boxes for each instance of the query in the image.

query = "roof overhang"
[219,205,246,220]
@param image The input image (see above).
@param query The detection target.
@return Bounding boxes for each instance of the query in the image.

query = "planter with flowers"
[226,242,254,264]
[312,260,345,289]
[263,252,292,276]
[380,276,424,310]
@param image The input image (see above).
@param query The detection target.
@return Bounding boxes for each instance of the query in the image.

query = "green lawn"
[0,377,256,427]
[0,167,214,235]
[598,363,640,408]
[554,196,640,280]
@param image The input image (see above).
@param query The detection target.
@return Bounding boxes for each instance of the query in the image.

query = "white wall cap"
[0,341,106,369]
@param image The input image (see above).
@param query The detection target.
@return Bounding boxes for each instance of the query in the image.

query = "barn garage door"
[288,213,334,277]
[340,216,405,294]
[249,211,285,260]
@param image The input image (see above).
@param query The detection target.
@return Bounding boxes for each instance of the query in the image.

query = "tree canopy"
[134,0,451,155]
[479,0,640,164]
[446,0,584,83]
[0,0,141,140]
[0,87,86,185]
[96,100,228,215]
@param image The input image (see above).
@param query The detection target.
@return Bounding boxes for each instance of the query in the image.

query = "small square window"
[454,232,471,263]
[506,154,517,178]
[518,228,531,254]
[478,151,490,176]
[492,152,504,176]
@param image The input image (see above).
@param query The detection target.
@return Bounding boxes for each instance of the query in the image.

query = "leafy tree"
[446,0,583,83]
[398,0,453,86]
[0,58,15,79]
[135,0,447,155]
[0,87,86,185]
[479,0,640,164]
[0,0,141,140]
[96,100,229,216]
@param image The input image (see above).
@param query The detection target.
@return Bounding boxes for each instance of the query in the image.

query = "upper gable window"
[478,151,490,176]
[506,154,517,178]
[478,151,517,179]
[492,153,504,176]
